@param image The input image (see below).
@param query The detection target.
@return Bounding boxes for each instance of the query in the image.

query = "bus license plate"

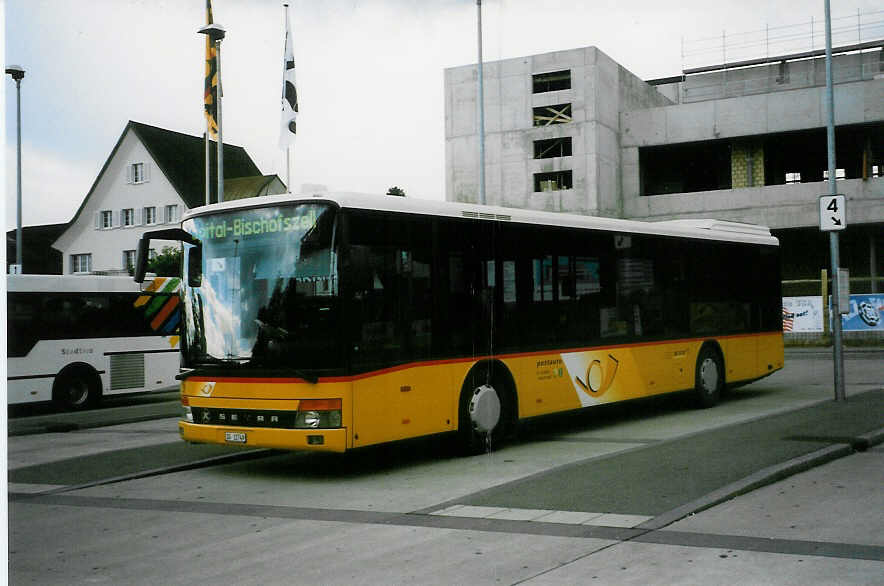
[225,431,247,444]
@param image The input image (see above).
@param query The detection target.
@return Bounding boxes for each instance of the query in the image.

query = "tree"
[386,186,406,197]
[147,246,182,277]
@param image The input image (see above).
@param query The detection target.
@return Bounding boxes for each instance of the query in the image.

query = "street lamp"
[198,24,226,204]
[6,65,25,273]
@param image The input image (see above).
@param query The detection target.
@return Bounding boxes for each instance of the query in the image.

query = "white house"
[53,121,285,275]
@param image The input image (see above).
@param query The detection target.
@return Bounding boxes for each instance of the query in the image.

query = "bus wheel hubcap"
[700,359,718,393]
[469,384,501,434]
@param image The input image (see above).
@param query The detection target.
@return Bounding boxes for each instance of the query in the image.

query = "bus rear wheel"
[694,345,724,408]
[54,367,100,411]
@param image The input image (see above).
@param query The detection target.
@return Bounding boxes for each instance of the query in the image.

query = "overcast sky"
[4,0,882,230]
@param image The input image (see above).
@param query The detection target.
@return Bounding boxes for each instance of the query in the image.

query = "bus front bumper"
[178,421,348,452]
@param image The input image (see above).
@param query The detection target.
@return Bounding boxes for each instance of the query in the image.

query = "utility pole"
[6,65,25,272]
[824,0,846,401]
[476,0,486,206]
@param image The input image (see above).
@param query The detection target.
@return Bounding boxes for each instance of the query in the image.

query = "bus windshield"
[181,203,339,371]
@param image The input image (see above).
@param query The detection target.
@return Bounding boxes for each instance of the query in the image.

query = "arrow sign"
[819,195,846,232]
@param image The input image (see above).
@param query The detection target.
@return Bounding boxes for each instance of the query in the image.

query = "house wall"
[52,129,187,274]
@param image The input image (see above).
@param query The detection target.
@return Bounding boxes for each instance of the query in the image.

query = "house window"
[533,103,572,127]
[122,208,135,227]
[533,170,573,192]
[128,162,147,184]
[71,254,92,274]
[165,204,179,224]
[785,172,801,184]
[123,250,137,271]
[144,206,157,225]
[534,137,572,159]
[101,210,113,229]
[532,70,571,93]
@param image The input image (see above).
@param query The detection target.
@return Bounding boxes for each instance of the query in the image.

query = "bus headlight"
[294,399,342,429]
[302,410,321,428]
[184,406,193,423]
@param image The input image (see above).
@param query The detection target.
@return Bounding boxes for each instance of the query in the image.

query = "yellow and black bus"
[135,193,783,454]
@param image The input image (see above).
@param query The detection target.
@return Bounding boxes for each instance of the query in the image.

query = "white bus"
[7,274,181,409]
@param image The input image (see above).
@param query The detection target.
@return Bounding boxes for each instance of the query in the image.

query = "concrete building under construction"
[444,40,883,296]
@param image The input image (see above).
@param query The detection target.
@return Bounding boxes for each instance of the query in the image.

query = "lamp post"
[198,24,226,204]
[6,65,25,272]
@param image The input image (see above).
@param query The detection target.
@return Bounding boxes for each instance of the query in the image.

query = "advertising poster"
[782,296,824,332]
[841,294,884,331]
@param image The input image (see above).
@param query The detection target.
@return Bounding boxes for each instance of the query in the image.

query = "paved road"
[7,349,884,584]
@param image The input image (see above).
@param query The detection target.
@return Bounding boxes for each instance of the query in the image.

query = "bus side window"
[8,294,40,357]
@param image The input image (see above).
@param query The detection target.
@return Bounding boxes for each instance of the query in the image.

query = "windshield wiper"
[178,359,319,384]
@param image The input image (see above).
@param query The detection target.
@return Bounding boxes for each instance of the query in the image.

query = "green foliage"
[148,246,182,277]
[386,186,406,197]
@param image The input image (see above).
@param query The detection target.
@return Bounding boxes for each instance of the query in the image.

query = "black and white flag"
[279,4,298,148]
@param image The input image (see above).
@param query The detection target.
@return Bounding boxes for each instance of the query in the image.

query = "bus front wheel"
[53,367,100,410]
[456,364,515,455]
[694,345,724,408]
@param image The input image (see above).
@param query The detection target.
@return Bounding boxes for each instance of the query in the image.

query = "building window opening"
[533,104,572,127]
[128,162,147,184]
[165,204,179,224]
[823,168,846,180]
[534,137,572,159]
[71,253,92,274]
[144,206,157,225]
[640,141,731,196]
[101,210,113,229]
[532,70,571,93]
[122,208,135,227]
[123,250,136,272]
[534,170,573,192]
[785,172,802,183]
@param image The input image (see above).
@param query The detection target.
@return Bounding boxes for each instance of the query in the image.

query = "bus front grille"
[190,407,297,429]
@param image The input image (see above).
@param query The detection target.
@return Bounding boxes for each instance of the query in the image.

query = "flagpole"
[216,35,224,204]
[280,3,297,190]
[205,130,210,205]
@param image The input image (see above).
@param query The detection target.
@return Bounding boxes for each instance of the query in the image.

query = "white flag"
[279,5,298,148]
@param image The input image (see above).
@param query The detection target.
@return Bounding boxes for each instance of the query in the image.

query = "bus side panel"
[512,341,697,418]
[7,339,106,404]
[7,374,54,404]
[722,335,758,384]
[756,332,785,377]
[352,363,459,448]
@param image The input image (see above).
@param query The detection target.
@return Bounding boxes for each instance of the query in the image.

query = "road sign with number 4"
[819,194,846,232]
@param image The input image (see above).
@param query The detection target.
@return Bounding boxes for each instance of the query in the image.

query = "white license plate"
[225,431,247,444]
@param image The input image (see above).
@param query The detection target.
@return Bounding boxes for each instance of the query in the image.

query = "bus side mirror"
[134,237,150,283]
[187,244,203,288]
[133,228,200,284]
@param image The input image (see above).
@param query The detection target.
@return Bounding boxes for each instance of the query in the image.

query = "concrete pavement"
[7,350,884,584]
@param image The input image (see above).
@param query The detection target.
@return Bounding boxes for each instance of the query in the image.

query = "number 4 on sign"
[819,195,846,232]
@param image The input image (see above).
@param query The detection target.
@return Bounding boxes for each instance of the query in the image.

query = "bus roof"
[6,274,172,294]
[183,191,779,246]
